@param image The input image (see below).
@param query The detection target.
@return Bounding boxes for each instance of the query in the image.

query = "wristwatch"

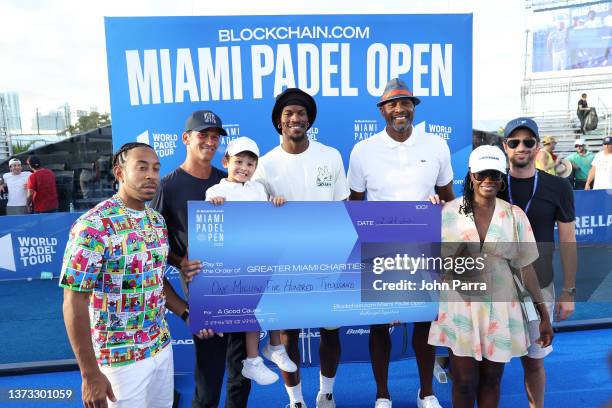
[180,309,189,322]
[562,287,576,296]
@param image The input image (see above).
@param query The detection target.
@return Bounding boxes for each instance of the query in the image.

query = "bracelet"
[180,309,189,322]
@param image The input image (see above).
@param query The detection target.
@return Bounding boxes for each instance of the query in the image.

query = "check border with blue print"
[187,201,440,333]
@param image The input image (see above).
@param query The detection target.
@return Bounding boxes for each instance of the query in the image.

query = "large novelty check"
[187,201,440,333]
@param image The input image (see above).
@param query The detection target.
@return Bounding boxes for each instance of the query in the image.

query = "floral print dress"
[428,197,539,363]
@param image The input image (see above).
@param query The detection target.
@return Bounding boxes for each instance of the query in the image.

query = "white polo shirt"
[347,122,453,201]
[253,140,349,201]
[2,171,31,206]
[591,150,612,190]
[205,179,268,201]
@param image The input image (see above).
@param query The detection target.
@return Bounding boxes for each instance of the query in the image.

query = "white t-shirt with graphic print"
[253,140,349,201]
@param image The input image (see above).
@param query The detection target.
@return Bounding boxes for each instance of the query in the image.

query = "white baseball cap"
[8,158,21,166]
[469,145,507,174]
[574,138,586,146]
[225,136,260,157]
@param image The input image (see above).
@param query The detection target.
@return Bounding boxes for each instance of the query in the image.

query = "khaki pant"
[6,206,28,215]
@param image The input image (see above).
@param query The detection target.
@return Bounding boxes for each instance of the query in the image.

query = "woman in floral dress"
[428,145,553,407]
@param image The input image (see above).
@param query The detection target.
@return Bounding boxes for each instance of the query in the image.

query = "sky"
[0,0,526,133]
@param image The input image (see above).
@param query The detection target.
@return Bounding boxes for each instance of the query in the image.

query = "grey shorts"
[526,283,554,359]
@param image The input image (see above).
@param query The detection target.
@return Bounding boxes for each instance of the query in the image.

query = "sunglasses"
[473,170,503,182]
[506,138,537,149]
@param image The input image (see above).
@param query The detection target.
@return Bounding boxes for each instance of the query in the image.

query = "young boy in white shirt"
[205,136,296,385]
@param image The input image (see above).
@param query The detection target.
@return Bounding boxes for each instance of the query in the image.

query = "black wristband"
[180,309,189,322]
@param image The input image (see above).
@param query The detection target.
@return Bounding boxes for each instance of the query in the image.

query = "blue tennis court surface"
[1,328,610,407]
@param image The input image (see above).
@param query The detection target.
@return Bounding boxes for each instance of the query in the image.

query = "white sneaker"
[262,344,298,372]
[241,356,278,385]
[285,402,307,408]
[416,389,442,408]
[316,392,336,408]
[375,398,392,408]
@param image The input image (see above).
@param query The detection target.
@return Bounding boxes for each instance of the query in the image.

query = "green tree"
[66,111,111,134]
[12,140,43,154]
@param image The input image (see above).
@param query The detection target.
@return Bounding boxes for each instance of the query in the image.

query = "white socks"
[284,371,335,402]
[286,382,304,403]
[319,374,335,395]
[269,343,285,352]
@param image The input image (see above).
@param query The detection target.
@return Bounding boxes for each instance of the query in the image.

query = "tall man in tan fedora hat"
[348,78,454,408]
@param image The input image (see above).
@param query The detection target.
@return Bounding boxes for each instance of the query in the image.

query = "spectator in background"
[605,7,612,26]
[0,158,32,215]
[583,11,603,67]
[577,94,590,134]
[586,136,612,190]
[566,139,595,189]
[584,10,602,28]
[26,155,58,213]
[79,161,100,199]
[535,136,560,175]
[571,16,584,29]
[602,7,612,67]
[547,21,568,71]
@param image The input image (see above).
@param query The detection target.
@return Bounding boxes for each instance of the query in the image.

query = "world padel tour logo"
[136,130,178,158]
[0,233,58,271]
[427,122,452,140]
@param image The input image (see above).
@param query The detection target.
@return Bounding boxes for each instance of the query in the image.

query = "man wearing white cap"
[206,137,268,202]
[206,136,297,387]
[0,158,32,215]
[348,77,453,408]
[566,139,594,189]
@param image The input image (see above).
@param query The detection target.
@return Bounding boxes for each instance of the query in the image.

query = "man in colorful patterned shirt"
[60,143,191,408]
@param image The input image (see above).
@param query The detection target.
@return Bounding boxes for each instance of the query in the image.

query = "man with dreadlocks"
[60,143,191,408]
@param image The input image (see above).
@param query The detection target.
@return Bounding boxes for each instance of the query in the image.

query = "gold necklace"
[113,195,157,244]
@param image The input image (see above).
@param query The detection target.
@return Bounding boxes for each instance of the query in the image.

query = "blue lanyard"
[508,171,538,214]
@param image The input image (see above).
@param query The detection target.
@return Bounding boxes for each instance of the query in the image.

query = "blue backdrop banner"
[104,14,473,188]
[571,189,611,244]
[0,212,80,281]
